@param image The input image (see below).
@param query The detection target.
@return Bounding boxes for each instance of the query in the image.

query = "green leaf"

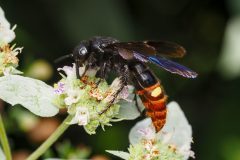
[106,150,130,160]
[0,75,59,117]
[0,146,5,160]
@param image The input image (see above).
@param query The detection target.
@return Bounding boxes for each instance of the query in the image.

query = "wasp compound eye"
[79,47,87,55]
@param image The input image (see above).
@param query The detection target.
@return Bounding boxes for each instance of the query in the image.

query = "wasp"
[55,36,197,132]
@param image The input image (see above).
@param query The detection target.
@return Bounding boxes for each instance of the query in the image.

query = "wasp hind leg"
[99,66,129,115]
[99,82,125,115]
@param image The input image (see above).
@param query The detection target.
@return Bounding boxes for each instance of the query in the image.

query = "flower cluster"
[127,126,188,160]
[53,64,129,134]
[0,7,22,76]
[107,102,195,160]
[127,139,184,160]
[0,43,22,76]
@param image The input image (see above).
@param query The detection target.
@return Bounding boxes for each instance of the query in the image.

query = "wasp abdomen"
[130,62,167,132]
[137,83,167,132]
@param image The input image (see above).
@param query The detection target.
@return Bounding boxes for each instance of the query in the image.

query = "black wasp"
[56,36,197,132]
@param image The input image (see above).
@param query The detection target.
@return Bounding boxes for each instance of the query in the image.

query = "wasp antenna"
[54,54,74,63]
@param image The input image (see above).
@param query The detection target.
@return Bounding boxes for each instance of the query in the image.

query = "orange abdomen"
[137,82,167,132]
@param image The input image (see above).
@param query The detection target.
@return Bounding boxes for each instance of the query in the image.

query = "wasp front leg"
[79,53,97,78]
[75,58,81,79]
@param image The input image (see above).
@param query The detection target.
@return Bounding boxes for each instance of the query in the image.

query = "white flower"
[57,65,76,79]
[68,107,89,125]
[64,89,84,105]
[0,41,22,77]
[57,63,87,80]
[0,7,16,43]
[138,126,156,140]
[107,101,195,160]
[53,82,65,95]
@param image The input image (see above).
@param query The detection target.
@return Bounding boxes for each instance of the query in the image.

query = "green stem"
[0,114,12,160]
[27,115,72,160]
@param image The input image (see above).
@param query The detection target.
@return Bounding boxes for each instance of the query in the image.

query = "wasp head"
[73,41,90,63]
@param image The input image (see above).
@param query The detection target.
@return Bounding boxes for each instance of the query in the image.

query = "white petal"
[116,88,145,120]
[118,86,130,100]
[0,7,10,28]
[106,150,130,160]
[64,96,75,105]
[0,75,59,117]
[0,7,15,43]
[129,118,154,144]
[3,67,22,76]
[67,107,89,125]
[57,64,88,78]
[77,116,88,125]
[158,101,192,149]
[57,65,75,78]
[75,107,89,125]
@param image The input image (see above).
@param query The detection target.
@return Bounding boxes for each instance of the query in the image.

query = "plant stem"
[27,115,72,160]
[0,114,12,160]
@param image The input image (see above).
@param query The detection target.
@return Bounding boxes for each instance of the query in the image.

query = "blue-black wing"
[148,56,197,78]
[106,41,186,58]
[128,51,197,78]
[104,41,197,78]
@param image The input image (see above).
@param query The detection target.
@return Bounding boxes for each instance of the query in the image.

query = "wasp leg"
[80,64,89,78]
[99,78,126,115]
[82,53,97,77]
[95,62,108,86]
[134,93,142,114]
[99,65,129,115]
[75,58,81,79]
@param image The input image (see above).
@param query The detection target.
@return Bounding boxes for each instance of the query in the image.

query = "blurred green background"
[1,0,240,159]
